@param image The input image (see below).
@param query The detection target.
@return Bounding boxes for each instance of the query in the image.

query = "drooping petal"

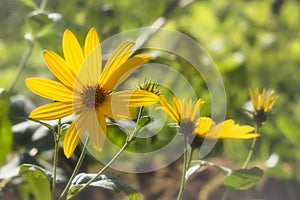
[43,50,76,89]
[64,112,89,158]
[99,41,134,88]
[25,78,72,102]
[206,119,259,139]
[157,95,180,122]
[88,110,106,151]
[112,90,159,107]
[29,102,73,120]
[101,95,136,119]
[101,54,152,91]
[63,29,84,73]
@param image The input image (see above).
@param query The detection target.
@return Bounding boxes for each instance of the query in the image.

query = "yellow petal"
[99,41,134,88]
[157,95,180,122]
[207,119,259,139]
[88,110,106,151]
[25,78,72,102]
[82,27,102,82]
[29,102,73,120]
[101,95,136,119]
[195,117,214,137]
[112,90,159,107]
[101,54,152,91]
[64,112,89,158]
[63,29,84,73]
[43,50,76,90]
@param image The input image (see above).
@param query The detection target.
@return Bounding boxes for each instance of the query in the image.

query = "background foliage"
[1,0,300,199]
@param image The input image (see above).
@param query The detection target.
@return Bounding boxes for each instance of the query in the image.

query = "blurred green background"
[1,0,300,199]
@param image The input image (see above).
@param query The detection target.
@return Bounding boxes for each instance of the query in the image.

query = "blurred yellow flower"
[26,28,159,158]
[249,88,279,113]
[158,95,259,141]
[245,88,279,126]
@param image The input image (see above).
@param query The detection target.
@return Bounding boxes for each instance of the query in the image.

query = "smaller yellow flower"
[158,95,259,144]
[246,88,279,126]
[249,88,279,113]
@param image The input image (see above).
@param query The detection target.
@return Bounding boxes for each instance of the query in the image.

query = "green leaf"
[19,164,52,200]
[69,173,140,200]
[129,116,152,141]
[223,167,263,190]
[0,89,12,165]
[135,116,152,133]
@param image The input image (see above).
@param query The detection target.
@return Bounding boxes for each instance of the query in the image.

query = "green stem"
[59,137,89,200]
[67,106,145,199]
[221,123,260,200]
[52,119,61,200]
[67,140,130,200]
[242,124,260,169]
[176,138,192,200]
[8,38,34,94]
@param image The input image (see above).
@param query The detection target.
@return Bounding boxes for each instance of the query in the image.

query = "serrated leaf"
[224,167,263,190]
[69,173,140,200]
[19,164,52,200]
[0,89,12,165]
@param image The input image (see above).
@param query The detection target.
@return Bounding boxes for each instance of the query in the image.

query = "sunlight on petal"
[88,110,106,151]
[63,29,84,73]
[157,95,180,122]
[43,50,76,89]
[29,102,73,120]
[100,41,134,87]
[25,78,72,102]
[64,111,90,158]
[101,54,152,91]
[101,95,136,119]
[113,90,160,107]
[207,119,259,139]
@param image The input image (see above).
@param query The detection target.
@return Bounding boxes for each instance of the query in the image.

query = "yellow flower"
[246,88,279,126]
[249,88,279,113]
[158,95,259,141]
[26,28,159,158]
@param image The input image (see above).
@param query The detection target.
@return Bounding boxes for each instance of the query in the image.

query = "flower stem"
[242,124,260,169]
[176,137,192,200]
[8,38,34,94]
[52,119,61,200]
[67,107,145,199]
[67,140,130,200]
[59,137,89,200]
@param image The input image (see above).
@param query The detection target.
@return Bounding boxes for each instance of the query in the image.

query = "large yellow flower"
[158,95,259,140]
[26,28,159,158]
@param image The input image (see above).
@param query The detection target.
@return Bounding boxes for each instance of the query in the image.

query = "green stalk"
[8,38,34,94]
[176,137,192,200]
[52,119,61,200]
[67,139,130,200]
[67,107,145,199]
[59,137,89,200]
[242,124,260,169]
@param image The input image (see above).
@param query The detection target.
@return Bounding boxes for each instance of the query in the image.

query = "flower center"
[81,85,106,109]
